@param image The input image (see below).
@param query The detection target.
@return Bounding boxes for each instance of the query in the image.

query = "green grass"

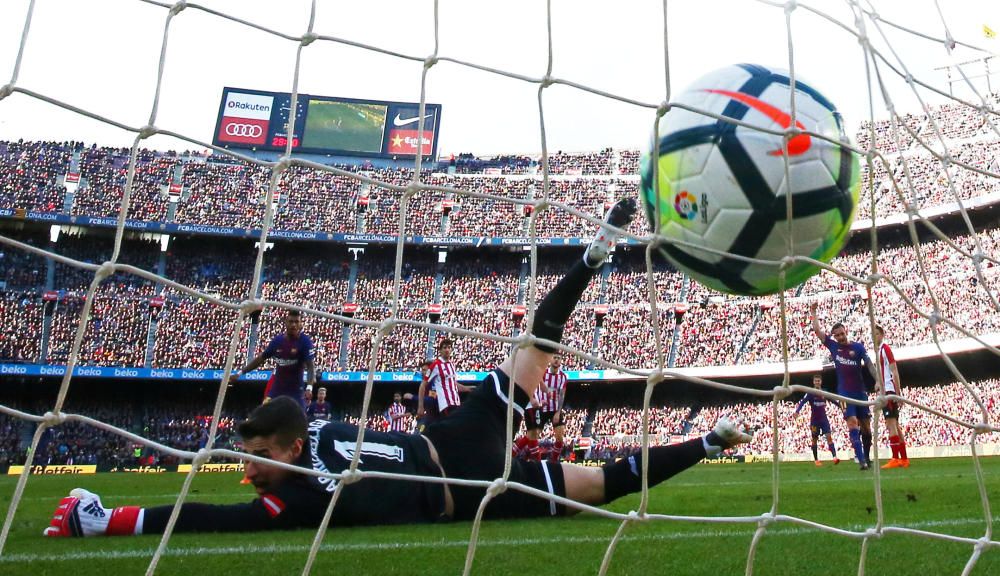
[2,457,1000,575]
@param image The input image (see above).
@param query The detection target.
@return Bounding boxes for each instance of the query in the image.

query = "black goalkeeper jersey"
[143,420,447,533]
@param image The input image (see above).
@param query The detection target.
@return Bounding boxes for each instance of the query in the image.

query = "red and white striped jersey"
[537,368,567,413]
[387,402,408,432]
[428,357,460,411]
[878,342,899,395]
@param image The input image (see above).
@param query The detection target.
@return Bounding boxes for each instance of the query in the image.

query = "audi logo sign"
[217,116,269,145]
[225,123,263,137]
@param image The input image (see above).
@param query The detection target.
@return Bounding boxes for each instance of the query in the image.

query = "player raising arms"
[44,198,751,537]
[794,374,839,467]
[809,302,875,471]
[875,325,909,469]
[231,309,317,409]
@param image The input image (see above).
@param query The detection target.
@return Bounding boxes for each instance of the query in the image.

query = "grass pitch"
[2,457,1000,575]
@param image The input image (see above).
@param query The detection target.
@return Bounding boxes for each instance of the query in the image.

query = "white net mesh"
[0,1,999,575]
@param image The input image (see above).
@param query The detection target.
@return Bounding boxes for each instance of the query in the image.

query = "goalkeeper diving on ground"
[42,198,751,537]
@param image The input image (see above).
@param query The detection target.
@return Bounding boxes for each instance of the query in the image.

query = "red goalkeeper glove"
[43,488,142,537]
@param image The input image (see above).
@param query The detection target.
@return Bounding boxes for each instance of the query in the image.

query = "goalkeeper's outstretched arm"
[44,488,325,537]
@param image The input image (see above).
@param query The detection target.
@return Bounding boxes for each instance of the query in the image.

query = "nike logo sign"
[705,89,812,156]
[393,113,434,127]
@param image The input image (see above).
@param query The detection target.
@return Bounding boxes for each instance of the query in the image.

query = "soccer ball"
[639,63,859,296]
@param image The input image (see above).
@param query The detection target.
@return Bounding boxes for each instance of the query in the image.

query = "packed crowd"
[855,92,1000,155]
[0,399,253,468]
[141,405,247,464]
[0,215,996,372]
[0,140,72,213]
[33,403,136,467]
[855,140,1000,221]
[72,147,172,221]
[4,92,1000,240]
[590,405,692,436]
[0,411,22,469]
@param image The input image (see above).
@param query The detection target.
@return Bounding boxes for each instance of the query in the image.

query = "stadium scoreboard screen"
[213,87,442,159]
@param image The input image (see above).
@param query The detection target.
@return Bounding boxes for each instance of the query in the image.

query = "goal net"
[1,0,999,575]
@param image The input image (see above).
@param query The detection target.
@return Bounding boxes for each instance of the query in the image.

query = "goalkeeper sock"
[601,438,705,503]
[532,260,598,353]
[849,429,865,464]
[811,443,818,461]
[861,430,872,463]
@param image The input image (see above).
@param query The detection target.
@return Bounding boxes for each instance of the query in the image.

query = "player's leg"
[882,401,908,468]
[429,199,638,518]
[550,416,565,464]
[498,198,637,399]
[844,412,867,470]
[563,418,751,511]
[881,416,901,468]
[860,415,873,465]
[823,430,839,464]
[810,427,821,466]
[896,418,909,466]
[515,410,542,459]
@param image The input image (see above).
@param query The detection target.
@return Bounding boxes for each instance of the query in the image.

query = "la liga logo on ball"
[673,191,698,220]
[640,63,859,296]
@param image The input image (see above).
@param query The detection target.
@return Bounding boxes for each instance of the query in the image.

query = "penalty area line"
[1,515,995,563]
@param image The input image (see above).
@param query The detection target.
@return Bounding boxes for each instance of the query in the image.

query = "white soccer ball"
[640,63,860,296]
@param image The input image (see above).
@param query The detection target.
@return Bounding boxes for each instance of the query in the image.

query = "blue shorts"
[841,391,870,420]
[810,419,831,436]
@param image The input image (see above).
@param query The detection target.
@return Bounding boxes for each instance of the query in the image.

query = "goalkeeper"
[44,199,751,537]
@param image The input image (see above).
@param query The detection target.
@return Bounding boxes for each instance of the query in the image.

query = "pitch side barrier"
[4,191,999,245]
[0,333,995,384]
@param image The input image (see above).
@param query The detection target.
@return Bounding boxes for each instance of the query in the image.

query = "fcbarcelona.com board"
[213,87,442,159]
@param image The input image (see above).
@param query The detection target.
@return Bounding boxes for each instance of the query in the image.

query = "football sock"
[828,442,837,457]
[532,259,598,353]
[551,439,564,462]
[889,434,908,460]
[889,435,900,459]
[513,435,531,456]
[849,429,865,464]
[811,443,818,461]
[528,442,544,461]
[861,430,872,463]
[601,439,705,503]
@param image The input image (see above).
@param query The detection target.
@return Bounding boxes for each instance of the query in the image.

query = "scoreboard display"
[213,87,442,159]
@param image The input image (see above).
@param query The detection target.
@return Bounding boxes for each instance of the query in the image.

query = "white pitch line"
[1,516,996,564]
